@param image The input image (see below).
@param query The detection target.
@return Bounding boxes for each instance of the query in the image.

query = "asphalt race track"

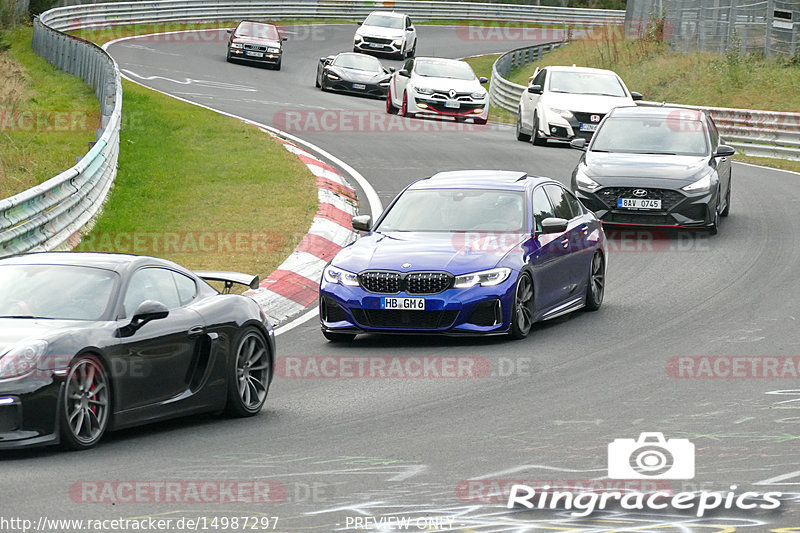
[5,24,800,531]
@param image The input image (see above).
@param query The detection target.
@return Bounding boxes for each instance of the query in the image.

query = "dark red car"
[226,21,287,70]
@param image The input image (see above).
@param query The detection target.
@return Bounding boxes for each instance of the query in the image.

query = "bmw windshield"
[0,264,118,320]
[376,189,526,232]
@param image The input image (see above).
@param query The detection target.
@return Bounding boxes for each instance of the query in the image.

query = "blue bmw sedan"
[319,170,607,341]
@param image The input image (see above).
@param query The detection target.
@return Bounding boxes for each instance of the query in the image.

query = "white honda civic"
[386,57,489,124]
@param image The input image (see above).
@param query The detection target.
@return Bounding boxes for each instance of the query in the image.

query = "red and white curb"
[246,131,359,325]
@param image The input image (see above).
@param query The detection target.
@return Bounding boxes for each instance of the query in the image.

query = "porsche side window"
[173,271,197,306]
[532,187,555,232]
[123,268,181,318]
[544,184,576,220]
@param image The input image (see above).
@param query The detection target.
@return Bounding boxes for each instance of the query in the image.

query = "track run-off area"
[5,23,800,532]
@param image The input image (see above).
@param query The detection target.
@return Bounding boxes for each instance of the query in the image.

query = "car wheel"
[720,178,731,217]
[402,92,415,118]
[226,53,232,63]
[274,59,281,71]
[315,72,321,88]
[386,88,398,114]
[59,355,110,450]
[584,252,605,311]
[516,113,531,141]
[509,272,535,340]
[322,330,357,342]
[532,114,546,145]
[708,204,720,235]
[474,117,488,125]
[225,327,271,417]
[408,40,416,58]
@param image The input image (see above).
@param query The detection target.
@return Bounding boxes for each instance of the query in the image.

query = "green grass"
[0,26,99,198]
[506,37,800,112]
[75,80,318,276]
[461,54,517,124]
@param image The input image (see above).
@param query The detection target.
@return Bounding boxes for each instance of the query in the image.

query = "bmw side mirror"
[398,69,410,77]
[226,29,232,34]
[479,76,488,84]
[714,145,735,157]
[352,215,373,232]
[570,138,587,151]
[356,21,362,26]
[631,91,643,101]
[282,37,288,42]
[527,84,543,94]
[540,217,569,234]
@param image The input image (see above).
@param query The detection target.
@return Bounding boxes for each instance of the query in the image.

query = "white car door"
[520,68,546,132]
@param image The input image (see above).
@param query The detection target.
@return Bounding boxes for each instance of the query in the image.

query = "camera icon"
[608,432,695,480]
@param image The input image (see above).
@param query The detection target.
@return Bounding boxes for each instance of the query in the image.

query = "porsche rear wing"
[195,271,260,292]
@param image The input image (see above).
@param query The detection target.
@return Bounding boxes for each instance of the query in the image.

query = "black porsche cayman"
[0,252,275,450]
[316,52,393,98]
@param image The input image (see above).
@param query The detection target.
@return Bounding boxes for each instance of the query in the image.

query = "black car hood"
[0,318,90,354]
[585,152,710,182]
[329,66,388,82]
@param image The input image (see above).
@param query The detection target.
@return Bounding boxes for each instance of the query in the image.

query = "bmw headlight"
[453,268,511,289]
[412,86,433,95]
[0,340,48,379]
[267,47,280,54]
[548,107,574,120]
[574,168,601,192]
[471,90,487,100]
[682,171,714,192]
[230,43,243,49]
[323,265,360,287]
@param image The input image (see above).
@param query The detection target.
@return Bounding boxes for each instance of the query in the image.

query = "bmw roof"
[410,170,553,191]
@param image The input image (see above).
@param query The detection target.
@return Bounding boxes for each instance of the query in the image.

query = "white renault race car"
[386,57,489,124]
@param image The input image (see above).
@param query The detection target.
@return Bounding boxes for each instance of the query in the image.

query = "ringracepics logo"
[608,432,694,480]
[507,433,782,517]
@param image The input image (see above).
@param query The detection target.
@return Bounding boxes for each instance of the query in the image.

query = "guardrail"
[42,1,624,30]
[1,16,120,258]
[489,40,565,114]
[488,40,800,161]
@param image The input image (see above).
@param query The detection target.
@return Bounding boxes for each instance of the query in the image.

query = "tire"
[59,355,110,450]
[402,92,415,118]
[515,113,531,141]
[509,272,535,340]
[720,179,731,217]
[322,330,357,342]
[584,252,605,311]
[532,114,546,146]
[408,40,416,58]
[386,88,398,114]
[274,59,281,71]
[474,117,488,125]
[315,72,321,88]
[225,327,272,417]
[226,53,232,63]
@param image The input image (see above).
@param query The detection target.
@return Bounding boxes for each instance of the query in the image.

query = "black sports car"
[316,52,393,98]
[0,252,275,450]
[570,106,734,235]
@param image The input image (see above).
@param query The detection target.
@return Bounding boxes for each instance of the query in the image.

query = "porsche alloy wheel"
[60,356,110,450]
[226,328,271,417]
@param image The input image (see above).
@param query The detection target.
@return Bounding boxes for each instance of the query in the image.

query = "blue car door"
[529,186,574,313]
